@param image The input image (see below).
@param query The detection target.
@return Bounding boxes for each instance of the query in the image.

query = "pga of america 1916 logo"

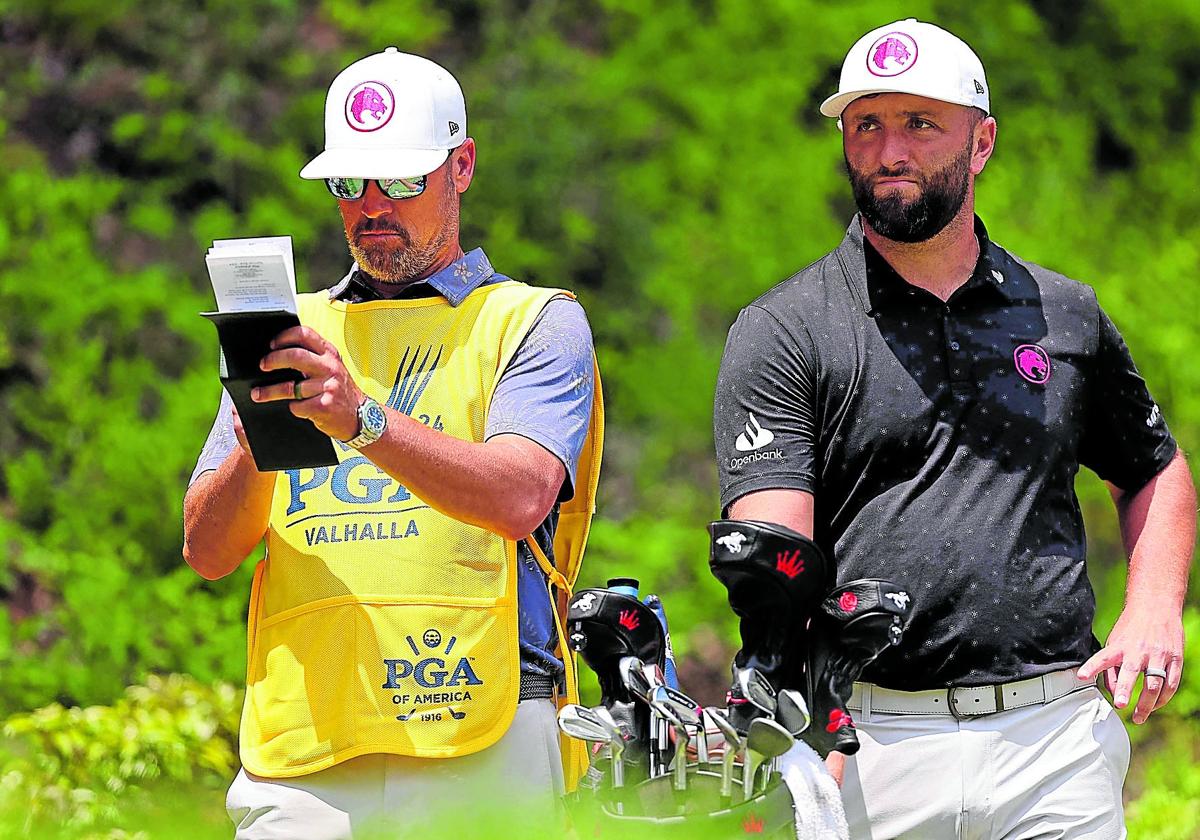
[384,627,482,724]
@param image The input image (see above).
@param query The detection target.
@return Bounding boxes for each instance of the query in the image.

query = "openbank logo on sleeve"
[735,414,775,452]
[283,345,446,543]
[729,413,785,470]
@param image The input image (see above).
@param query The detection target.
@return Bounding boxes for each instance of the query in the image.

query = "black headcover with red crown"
[708,520,832,730]
[708,520,832,608]
[567,588,666,705]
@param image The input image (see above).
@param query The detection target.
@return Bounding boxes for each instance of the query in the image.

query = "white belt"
[848,668,1092,718]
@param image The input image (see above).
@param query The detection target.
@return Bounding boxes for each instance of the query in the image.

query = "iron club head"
[590,705,626,789]
[618,656,651,702]
[746,717,794,797]
[735,665,778,717]
[649,692,689,792]
[777,688,811,736]
[706,706,743,801]
[557,703,615,743]
[656,685,706,764]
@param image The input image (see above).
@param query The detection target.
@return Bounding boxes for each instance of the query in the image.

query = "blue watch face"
[364,403,386,434]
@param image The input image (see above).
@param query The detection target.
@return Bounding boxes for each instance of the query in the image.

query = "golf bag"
[564,583,800,838]
[577,769,798,839]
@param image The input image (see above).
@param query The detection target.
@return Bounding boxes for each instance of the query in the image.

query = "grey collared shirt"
[326,247,499,307]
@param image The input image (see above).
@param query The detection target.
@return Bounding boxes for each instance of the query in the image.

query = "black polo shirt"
[714,215,1177,689]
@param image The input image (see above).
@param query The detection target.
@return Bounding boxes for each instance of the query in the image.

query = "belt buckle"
[947,684,1007,719]
[946,687,964,720]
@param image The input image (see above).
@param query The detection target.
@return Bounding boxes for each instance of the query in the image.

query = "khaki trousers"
[826,685,1129,839]
[226,699,564,839]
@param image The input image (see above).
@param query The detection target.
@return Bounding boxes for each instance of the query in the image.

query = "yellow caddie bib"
[238,280,600,781]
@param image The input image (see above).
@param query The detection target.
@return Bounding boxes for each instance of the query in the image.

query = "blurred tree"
[0,0,1196,829]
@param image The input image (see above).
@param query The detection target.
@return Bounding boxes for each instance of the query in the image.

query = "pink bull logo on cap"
[344,81,395,132]
[867,32,919,77]
[1014,344,1051,384]
[352,88,386,122]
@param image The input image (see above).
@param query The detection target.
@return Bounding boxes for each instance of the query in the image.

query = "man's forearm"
[182,446,276,580]
[249,325,566,541]
[361,408,562,541]
[1116,451,1196,609]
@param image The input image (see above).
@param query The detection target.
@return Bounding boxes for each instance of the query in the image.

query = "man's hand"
[1077,601,1184,725]
[825,750,846,786]
[251,325,365,442]
[1082,452,1195,725]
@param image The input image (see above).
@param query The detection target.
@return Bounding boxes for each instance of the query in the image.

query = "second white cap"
[300,47,467,180]
[820,19,989,119]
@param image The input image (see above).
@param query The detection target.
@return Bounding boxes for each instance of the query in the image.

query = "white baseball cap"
[300,47,467,180]
[820,19,989,119]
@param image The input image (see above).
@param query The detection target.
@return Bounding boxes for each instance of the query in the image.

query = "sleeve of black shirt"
[1078,306,1177,492]
[714,304,819,513]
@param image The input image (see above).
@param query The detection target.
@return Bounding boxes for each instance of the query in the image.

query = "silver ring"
[1144,667,1168,680]
[292,379,305,401]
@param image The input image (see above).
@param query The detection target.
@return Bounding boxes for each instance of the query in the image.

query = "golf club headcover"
[568,588,666,704]
[800,578,913,757]
[709,519,830,727]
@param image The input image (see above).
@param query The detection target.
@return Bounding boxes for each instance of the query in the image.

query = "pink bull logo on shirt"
[344,81,395,131]
[867,32,919,77]
[1014,344,1052,384]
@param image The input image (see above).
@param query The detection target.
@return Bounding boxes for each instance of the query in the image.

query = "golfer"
[714,18,1195,838]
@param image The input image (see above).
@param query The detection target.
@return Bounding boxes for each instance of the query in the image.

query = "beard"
[346,172,459,283]
[846,140,972,243]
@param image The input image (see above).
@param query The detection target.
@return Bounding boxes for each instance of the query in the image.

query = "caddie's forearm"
[182,446,276,580]
[1117,451,1196,612]
[361,409,560,541]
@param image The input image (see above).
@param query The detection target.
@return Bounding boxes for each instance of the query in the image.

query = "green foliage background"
[0,0,1196,836]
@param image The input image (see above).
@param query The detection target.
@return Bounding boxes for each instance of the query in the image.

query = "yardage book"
[201,236,337,471]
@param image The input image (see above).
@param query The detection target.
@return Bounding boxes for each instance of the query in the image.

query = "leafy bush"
[0,674,239,837]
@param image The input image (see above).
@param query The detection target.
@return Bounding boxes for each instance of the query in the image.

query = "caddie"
[183,48,603,839]
[713,19,1195,838]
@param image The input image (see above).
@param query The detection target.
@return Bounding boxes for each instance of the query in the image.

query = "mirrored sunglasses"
[324,176,427,201]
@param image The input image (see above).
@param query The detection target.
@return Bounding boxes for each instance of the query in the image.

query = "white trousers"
[826,686,1129,839]
[226,699,564,839]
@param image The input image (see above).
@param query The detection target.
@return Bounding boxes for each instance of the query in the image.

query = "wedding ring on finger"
[292,379,305,401]
[1144,667,1168,680]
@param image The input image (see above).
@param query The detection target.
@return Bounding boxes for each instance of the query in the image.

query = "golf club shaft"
[672,722,688,791]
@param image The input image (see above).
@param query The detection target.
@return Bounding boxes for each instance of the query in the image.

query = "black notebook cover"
[201,310,339,471]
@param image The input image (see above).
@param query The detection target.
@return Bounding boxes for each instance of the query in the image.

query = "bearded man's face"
[841,94,981,242]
